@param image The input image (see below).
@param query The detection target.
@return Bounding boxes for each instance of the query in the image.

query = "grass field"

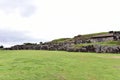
[0,50,120,80]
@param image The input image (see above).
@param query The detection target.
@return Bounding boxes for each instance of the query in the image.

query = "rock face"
[5,43,120,53]
[94,45,120,53]
[67,45,120,53]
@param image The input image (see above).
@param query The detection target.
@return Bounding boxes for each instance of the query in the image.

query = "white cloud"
[0,0,36,17]
[0,0,120,46]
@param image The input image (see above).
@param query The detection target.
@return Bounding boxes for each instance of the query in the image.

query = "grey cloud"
[0,0,36,17]
[0,29,43,44]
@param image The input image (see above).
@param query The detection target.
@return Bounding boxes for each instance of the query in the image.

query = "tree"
[39,42,43,45]
[23,43,36,45]
[0,45,4,48]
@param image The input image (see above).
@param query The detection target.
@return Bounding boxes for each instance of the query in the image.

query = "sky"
[0,0,120,47]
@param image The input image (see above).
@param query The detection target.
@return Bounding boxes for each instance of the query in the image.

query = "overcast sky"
[0,0,120,47]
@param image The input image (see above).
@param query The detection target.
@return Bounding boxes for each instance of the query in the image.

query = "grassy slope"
[0,50,120,80]
[82,32,108,38]
[51,38,72,43]
[74,41,120,48]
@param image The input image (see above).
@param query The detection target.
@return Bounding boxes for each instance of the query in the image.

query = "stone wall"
[90,37,113,43]
[67,45,120,53]
[5,43,120,53]
[113,32,120,40]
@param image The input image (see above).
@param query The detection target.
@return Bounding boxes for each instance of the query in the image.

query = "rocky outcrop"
[6,42,73,51]
[94,45,120,53]
[67,45,120,53]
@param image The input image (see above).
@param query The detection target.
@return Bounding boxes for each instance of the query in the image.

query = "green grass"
[74,41,120,48]
[74,32,107,39]
[82,32,108,39]
[51,38,72,43]
[0,50,120,80]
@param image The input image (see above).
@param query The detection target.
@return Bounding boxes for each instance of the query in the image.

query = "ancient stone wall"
[67,45,120,53]
[90,37,113,43]
[113,32,120,40]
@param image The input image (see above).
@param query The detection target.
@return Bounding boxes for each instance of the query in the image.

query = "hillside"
[5,31,120,53]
